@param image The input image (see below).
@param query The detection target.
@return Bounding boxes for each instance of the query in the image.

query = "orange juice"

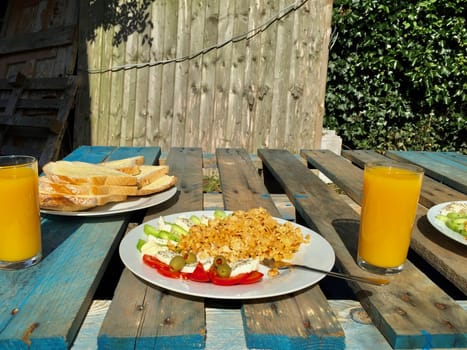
[0,156,41,268]
[357,162,423,274]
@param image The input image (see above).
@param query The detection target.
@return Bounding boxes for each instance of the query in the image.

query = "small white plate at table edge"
[40,186,177,217]
[426,200,467,246]
[119,210,336,300]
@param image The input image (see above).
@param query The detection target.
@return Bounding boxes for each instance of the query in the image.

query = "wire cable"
[86,0,309,74]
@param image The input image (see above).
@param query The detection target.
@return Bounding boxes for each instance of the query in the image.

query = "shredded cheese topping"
[171,207,310,263]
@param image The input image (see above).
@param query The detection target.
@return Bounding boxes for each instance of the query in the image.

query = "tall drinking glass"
[0,155,42,269]
[357,160,423,274]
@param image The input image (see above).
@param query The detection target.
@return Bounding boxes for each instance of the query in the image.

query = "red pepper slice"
[143,254,168,270]
[156,265,183,279]
[143,254,187,279]
[240,270,264,284]
[210,272,249,285]
[143,254,263,285]
[209,268,264,286]
[187,262,211,282]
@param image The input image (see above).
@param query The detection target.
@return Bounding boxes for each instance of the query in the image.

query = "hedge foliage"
[324,0,466,153]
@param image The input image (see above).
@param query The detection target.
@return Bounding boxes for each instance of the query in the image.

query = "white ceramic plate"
[40,186,177,217]
[427,201,467,246]
[119,210,335,300]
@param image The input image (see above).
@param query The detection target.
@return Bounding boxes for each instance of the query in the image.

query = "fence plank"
[183,1,204,147]
[77,0,331,154]
[211,0,234,150]
[146,0,166,147]
[133,15,152,147]
[108,25,124,145]
[225,0,249,147]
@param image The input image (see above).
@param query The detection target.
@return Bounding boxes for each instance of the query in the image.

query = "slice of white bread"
[100,155,145,175]
[135,165,169,188]
[39,176,138,196]
[134,175,178,196]
[40,158,176,211]
[42,161,138,186]
[39,192,127,212]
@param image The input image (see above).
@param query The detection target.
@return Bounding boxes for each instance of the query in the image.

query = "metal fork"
[261,258,390,286]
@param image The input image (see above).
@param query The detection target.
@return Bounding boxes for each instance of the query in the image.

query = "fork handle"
[291,264,389,286]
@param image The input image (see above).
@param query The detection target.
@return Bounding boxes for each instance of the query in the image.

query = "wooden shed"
[0,0,333,162]
[0,0,79,169]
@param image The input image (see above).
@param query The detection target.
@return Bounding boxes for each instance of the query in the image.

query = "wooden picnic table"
[0,146,466,350]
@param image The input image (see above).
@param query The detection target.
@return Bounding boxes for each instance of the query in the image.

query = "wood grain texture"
[216,148,277,213]
[145,147,204,218]
[341,150,467,208]
[74,299,467,350]
[209,0,229,151]
[171,0,191,149]
[0,1,78,77]
[145,0,166,147]
[98,147,206,350]
[76,0,331,154]
[313,150,467,209]
[258,148,467,349]
[385,151,467,194]
[216,148,345,350]
[0,76,78,170]
[121,31,138,147]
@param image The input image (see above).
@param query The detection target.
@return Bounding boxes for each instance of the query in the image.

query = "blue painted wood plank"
[62,146,162,165]
[0,146,161,350]
[105,146,161,165]
[0,216,128,350]
[386,151,467,194]
[441,152,467,166]
[62,146,116,163]
[388,151,467,172]
[97,147,206,350]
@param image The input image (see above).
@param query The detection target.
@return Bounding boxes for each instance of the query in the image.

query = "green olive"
[169,255,186,272]
[185,252,197,264]
[213,255,227,266]
[216,263,232,278]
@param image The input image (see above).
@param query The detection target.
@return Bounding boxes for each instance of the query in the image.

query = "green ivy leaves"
[325,0,466,152]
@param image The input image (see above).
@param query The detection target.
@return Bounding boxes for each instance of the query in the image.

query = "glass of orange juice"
[0,155,42,269]
[357,160,423,274]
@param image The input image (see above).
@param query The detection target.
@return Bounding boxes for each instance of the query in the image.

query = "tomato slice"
[240,271,264,284]
[156,265,183,279]
[143,254,186,279]
[211,272,249,285]
[143,254,167,270]
[210,267,265,285]
[187,263,210,282]
[143,254,263,285]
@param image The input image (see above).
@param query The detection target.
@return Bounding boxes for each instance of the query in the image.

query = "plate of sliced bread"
[39,155,178,216]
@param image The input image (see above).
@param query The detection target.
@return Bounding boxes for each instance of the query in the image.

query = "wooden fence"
[75,0,333,154]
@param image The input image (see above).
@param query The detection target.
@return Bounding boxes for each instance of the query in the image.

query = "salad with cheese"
[435,202,467,239]
[136,208,309,285]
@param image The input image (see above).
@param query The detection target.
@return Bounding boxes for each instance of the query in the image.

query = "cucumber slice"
[136,239,147,252]
[214,209,227,219]
[190,215,202,224]
[170,223,189,236]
